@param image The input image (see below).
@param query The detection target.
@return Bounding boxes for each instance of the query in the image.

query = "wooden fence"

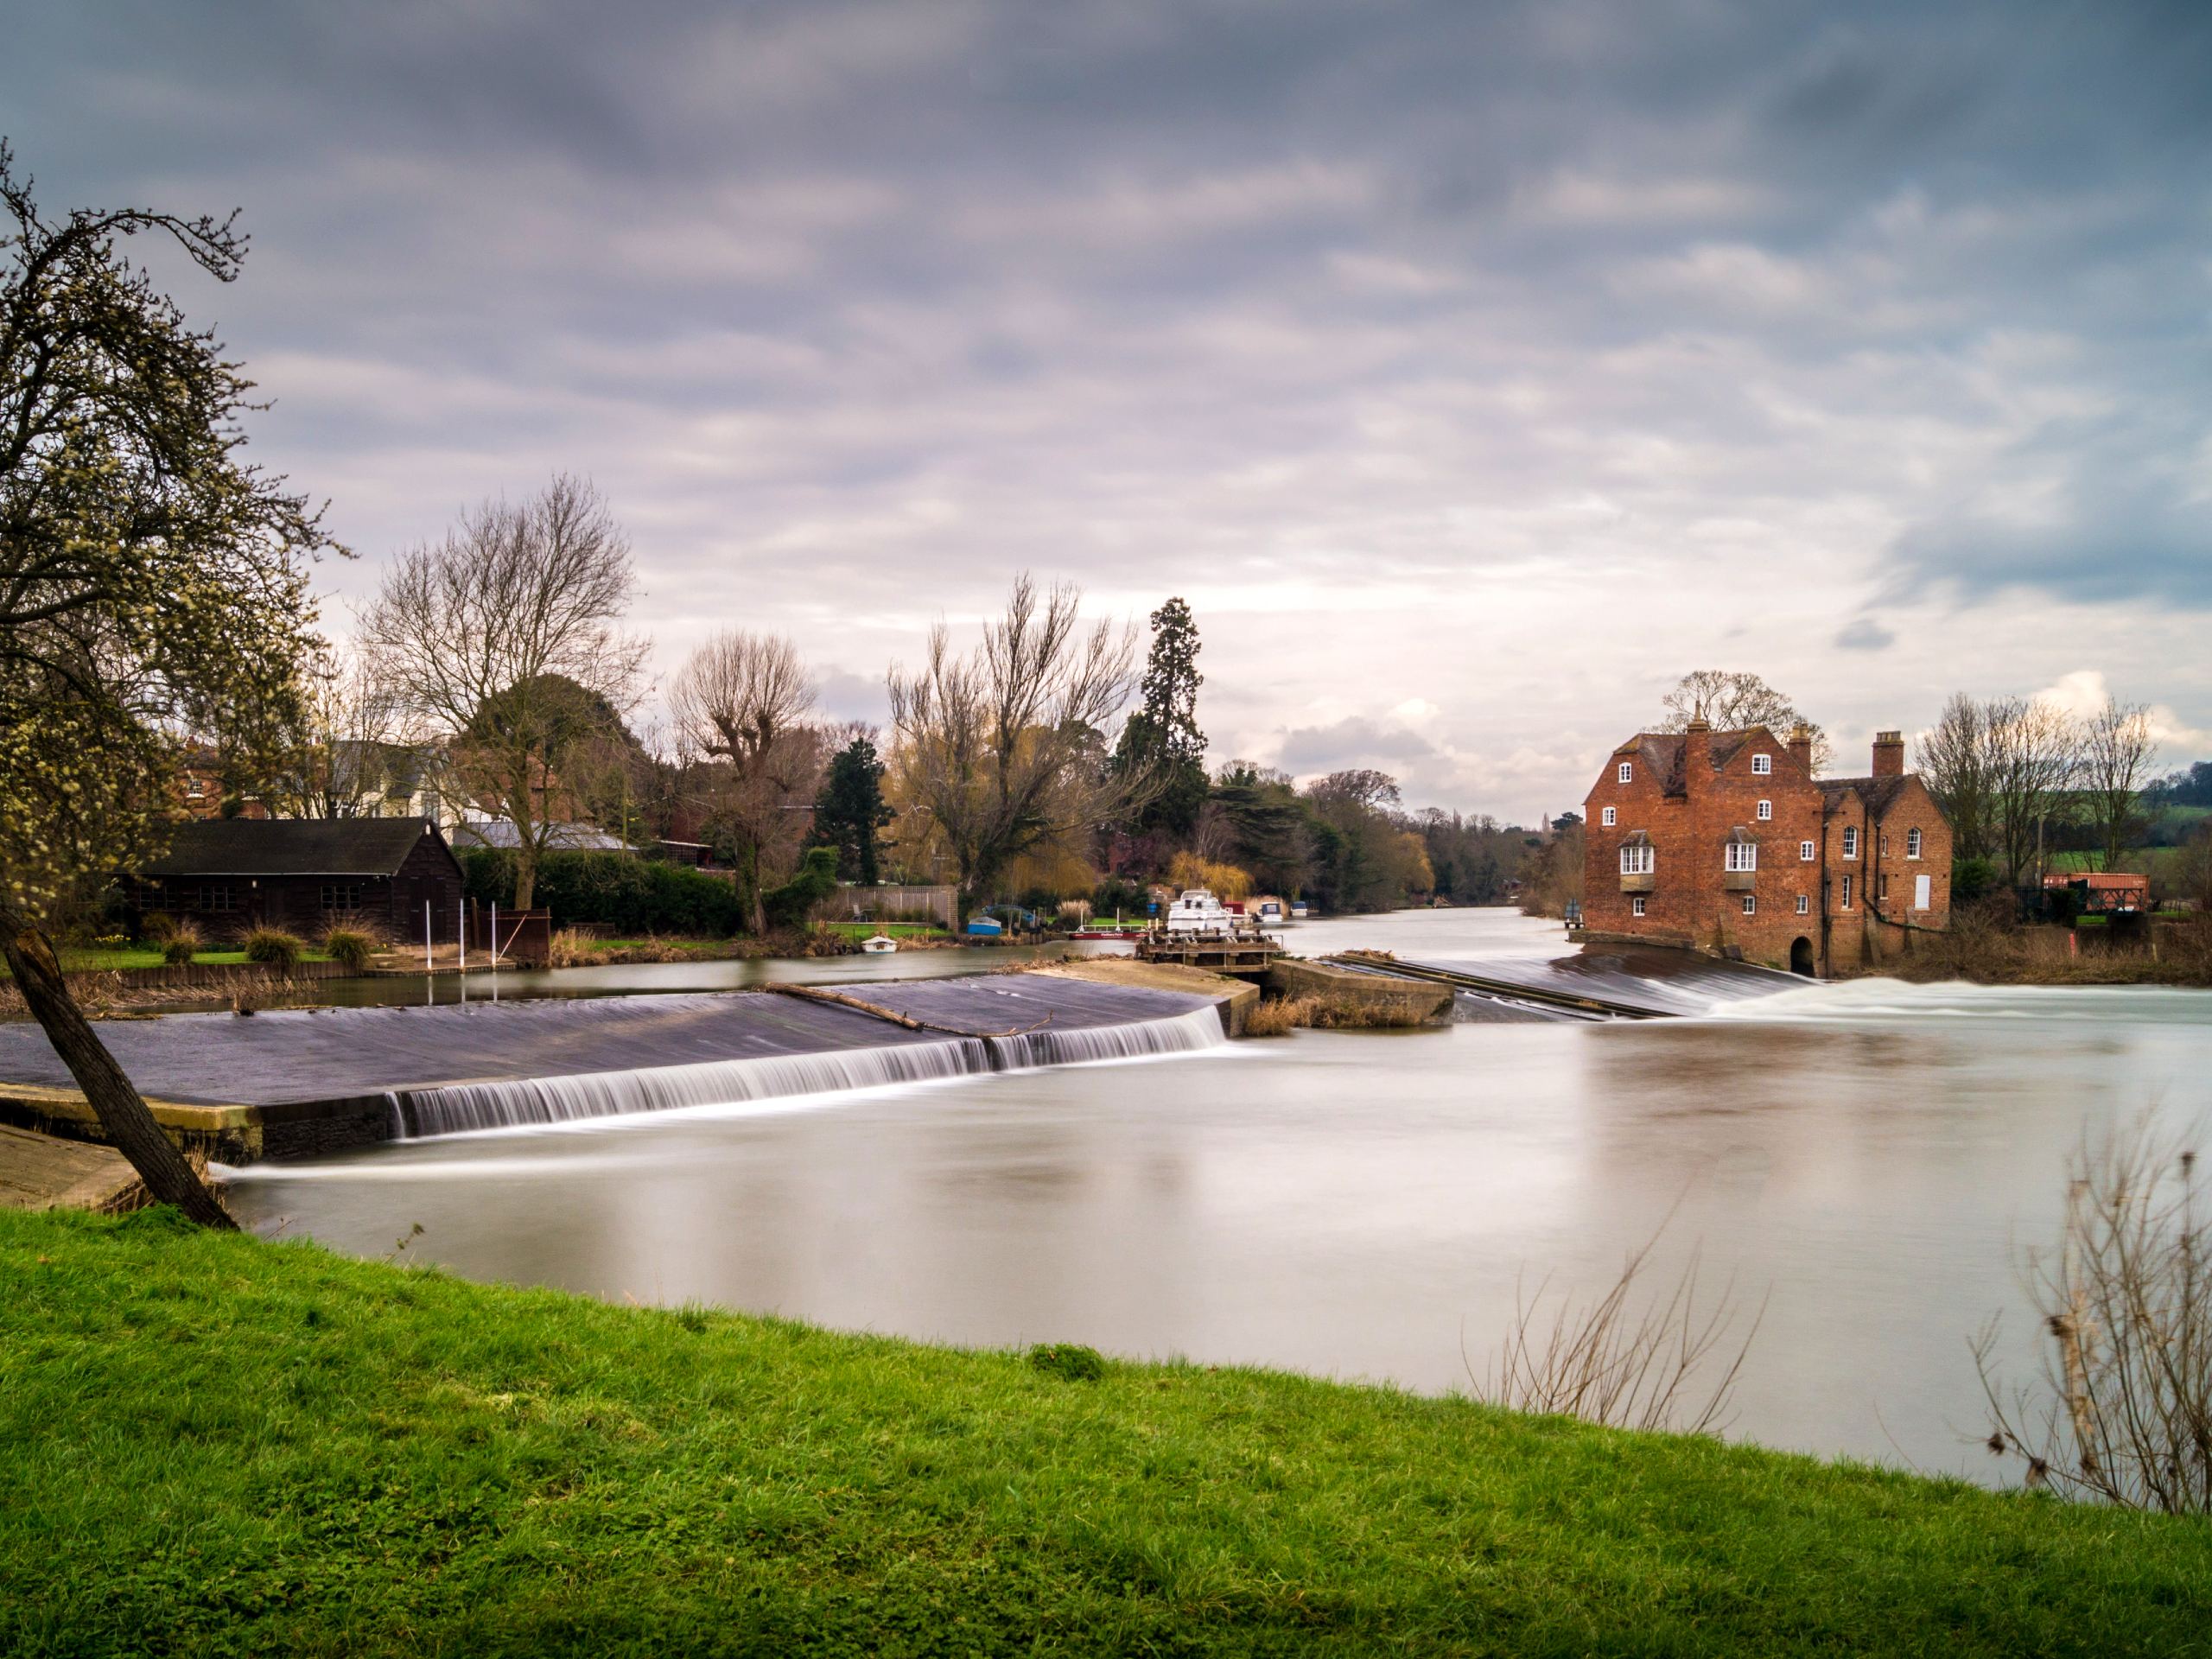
[809,884,957,927]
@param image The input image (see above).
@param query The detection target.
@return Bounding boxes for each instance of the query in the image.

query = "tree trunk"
[744,838,766,937]
[0,912,235,1229]
[513,843,537,912]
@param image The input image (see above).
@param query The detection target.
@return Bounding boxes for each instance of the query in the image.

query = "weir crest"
[391,1003,1228,1138]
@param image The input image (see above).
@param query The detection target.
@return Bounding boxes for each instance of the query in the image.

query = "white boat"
[1290,901,1309,920]
[1255,897,1285,925]
[859,934,898,954]
[1163,888,1234,936]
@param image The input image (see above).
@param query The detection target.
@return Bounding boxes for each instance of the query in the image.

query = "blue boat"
[965,916,1004,936]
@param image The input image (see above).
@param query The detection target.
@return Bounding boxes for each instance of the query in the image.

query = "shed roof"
[137,817,449,877]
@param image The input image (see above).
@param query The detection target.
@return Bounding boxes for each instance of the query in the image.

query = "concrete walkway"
[0,1123,142,1212]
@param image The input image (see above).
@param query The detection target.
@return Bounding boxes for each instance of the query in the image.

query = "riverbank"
[4,1208,2206,1656]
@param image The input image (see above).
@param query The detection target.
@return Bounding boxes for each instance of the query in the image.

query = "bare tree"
[359,475,645,909]
[888,575,1142,921]
[266,640,401,820]
[1916,693,1997,863]
[2082,697,2155,874]
[1662,670,1830,770]
[1977,1122,2210,1514]
[1984,695,2085,887]
[669,631,820,933]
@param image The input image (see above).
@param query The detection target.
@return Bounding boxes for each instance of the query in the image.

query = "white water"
[391,1004,1228,1138]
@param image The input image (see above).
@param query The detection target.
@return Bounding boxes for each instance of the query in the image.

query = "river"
[220,907,2212,1484]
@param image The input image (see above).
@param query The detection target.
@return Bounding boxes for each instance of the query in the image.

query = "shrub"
[243,927,304,969]
[321,926,377,971]
[141,912,180,944]
[1090,876,1147,918]
[162,924,202,966]
[763,847,839,931]
[1027,1343,1107,1382]
[461,848,747,937]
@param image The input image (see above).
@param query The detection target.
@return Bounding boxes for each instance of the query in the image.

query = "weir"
[0,976,1230,1161]
[397,1007,1227,1136]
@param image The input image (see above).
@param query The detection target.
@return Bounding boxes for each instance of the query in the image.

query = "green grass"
[46,947,334,973]
[3,1211,2209,1656]
[822,921,950,940]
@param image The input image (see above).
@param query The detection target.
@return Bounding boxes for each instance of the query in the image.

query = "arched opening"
[1789,936,1815,976]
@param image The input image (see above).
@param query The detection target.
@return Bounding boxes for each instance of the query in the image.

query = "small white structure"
[860,934,898,954]
[1163,889,1235,937]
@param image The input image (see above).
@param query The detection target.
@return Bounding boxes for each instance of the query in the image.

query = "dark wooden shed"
[131,817,465,943]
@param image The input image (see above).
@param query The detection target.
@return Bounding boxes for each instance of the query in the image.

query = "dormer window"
[1842,826,1859,859]
[1751,754,1771,774]
[1618,762,1633,784]
[1756,800,1772,821]
[1725,840,1758,873]
[1601,806,1617,826]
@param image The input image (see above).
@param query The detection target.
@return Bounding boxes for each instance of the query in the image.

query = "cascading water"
[393,1004,1227,1137]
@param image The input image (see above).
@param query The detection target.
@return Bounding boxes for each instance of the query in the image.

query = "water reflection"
[220,909,2212,1484]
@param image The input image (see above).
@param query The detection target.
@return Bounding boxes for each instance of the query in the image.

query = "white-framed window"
[1796,894,1809,915]
[1840,874,1853,909]
[1725,841,1758,873]
[1630,895,1647,917]
[1741,894,1757,915]
[1799,839,1815,861]
[1752,753,1771,774]
[1618,762,1633,784]
[1907,827,1923,859]
[1841,826,1859,859]
[1619,842,1655,875]
[1756,799,1772,821]
[1601,806,1617,826]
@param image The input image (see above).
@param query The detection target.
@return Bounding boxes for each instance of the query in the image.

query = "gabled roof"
[1606,726,1783,796]
[1818,776,1912,817]
[137,817,449,877]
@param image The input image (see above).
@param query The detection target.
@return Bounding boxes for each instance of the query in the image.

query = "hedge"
[461,849,747,936]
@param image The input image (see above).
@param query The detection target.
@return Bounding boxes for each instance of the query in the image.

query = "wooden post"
[424,900,432,973]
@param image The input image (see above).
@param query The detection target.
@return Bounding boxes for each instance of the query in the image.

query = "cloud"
[7,0,2208,823]
[1834,617,1895,652]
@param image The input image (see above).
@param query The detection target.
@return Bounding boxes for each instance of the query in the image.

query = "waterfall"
[392,1003,1226,1138]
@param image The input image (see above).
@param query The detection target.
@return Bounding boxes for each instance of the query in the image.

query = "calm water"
[221,909,2212,1483]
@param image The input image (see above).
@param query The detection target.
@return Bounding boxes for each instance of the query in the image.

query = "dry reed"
[1975,1121,2211,1513]
[1474,1212,1765,1437]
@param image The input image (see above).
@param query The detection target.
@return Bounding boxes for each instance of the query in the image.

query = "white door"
[1914,874,1931,912]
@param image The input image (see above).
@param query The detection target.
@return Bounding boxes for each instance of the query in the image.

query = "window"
[1752,753,1771,775]
[1741,894,1757,915]
[1630,895,1647,917]
[1725,841,1758,873]
[1880,834,1890,857]
[1842,826,1859,859]
[1756,799,1772,821]
[1601,806,1617,826]
[1799,839,1815,861]
[1879,874,1890,901]
[1618,762,1633,784]
[1796,894,1809,915]
[1619,842,1655,875]
[1840,874,1853,909]
[194,885,235,912]
[1907,827,1923,859]
[321,882,362,912]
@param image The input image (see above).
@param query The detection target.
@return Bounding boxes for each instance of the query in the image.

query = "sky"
[6,0,2209,823]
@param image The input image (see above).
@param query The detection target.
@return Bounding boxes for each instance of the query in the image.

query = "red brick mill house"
[1580,721,1951,976]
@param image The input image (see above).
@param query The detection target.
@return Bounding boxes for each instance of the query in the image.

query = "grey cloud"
[7,0,2208,819]
[1834,618,1895,652]
[1275,718,1439,779]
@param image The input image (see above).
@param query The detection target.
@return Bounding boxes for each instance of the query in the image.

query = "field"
[4,1207,2209,1656]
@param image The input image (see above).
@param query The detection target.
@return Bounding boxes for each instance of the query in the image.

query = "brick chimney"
[1872,729,1904,778]
[1683,716,1711,791]
[1787,723,1814,774]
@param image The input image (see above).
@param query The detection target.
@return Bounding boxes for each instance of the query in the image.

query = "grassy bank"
[4,1211,2209,1655]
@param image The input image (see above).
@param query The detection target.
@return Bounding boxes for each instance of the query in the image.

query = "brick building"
[1580,721,1951,976]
